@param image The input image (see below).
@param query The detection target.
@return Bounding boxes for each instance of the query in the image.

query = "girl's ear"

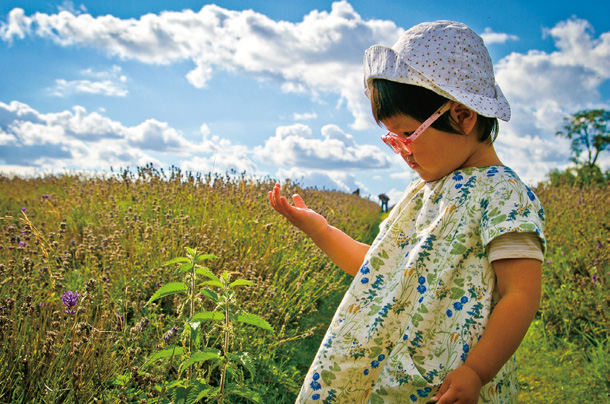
[450,102,478,135]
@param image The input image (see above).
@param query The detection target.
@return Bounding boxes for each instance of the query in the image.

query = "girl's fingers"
[292,194,307,209]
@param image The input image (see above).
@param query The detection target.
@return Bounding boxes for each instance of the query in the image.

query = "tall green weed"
[534,181,608,344]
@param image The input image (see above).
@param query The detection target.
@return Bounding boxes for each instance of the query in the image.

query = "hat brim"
[364,45,511,121]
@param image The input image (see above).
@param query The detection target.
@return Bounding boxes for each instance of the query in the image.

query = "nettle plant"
[143,247,273,403]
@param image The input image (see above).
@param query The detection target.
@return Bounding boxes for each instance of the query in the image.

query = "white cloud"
[49,66,128,97]
[255,123,393,170]
[293,111,318,121]
[0,1,401,129]
[276,167,361,193]
[480,27,518,45]
[493,17,610,180]
[57,1,87,15]
[0,100,259,174]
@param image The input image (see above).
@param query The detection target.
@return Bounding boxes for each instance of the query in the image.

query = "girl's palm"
[268,183,328,238]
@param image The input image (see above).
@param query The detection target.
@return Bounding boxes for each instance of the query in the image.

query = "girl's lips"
[403,155,419,169]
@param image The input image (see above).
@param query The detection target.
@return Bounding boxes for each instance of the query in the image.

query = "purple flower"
[21,207,27,213]
[61,290,79,314]
[43,195,50,200]
[592,274,599,285]
[139,317,150,330]
[598,242,602,249]
[163,326,179,343]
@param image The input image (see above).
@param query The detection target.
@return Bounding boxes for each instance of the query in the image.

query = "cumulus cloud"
[0,101,258,174]
[255,123,392,170]
[276,166,363,193]
[293,111,318,121]
[0,1,401,129]
[49,65,128,97]
[480,27,518,45]
[493,17,610,182]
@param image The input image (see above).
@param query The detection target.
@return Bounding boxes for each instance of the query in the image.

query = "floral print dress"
[296,166,546,404]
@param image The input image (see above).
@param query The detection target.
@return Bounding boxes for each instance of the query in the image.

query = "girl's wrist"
[462,363,485,386]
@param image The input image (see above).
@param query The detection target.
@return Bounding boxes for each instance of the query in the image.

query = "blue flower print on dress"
[452,171,464,181]
[461,343,470,361]
[312,393,320,400]
[486,166,499,177]
[526,186,536,201]
[417,276,427,294]
[322,390,337,404]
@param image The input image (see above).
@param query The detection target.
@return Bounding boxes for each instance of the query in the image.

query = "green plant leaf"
[180,349,221,373]
[143,346,184,368]
[147,282,188,305]
[229,279,255,288]
[173,384,188,404]
[226,385,260,403]
[191,311,224,322]
[187,382,215,404]
[226,351,255,378]
[163,257,190,266]
[236,313,274,334]
[199,280,223,288]
[196,254,218,262]
[178,262,194,273]
[185,247,196,257]
[110,374,130,386]
[196,267,221,283]
[199,289,219,303]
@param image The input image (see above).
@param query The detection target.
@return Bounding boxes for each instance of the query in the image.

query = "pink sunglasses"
[381,101,452,155]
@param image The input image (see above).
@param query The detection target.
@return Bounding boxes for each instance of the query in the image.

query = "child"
[269,20,545,404]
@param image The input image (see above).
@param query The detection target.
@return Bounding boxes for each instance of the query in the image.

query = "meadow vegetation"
[0,165,607,403]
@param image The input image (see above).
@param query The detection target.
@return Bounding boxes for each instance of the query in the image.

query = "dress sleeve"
[479,179,546,254]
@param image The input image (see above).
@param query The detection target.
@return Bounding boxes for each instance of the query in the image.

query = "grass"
[517,320,609,402]
[0,166,607,402]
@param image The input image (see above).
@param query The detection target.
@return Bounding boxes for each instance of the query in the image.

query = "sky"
[1,0,609,204]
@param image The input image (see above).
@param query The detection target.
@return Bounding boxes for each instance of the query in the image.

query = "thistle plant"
[142,247,274,403]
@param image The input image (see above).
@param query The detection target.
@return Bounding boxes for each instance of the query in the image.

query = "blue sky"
[1,0,609,204]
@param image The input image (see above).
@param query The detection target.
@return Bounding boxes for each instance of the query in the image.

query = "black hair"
[369,79,498,143]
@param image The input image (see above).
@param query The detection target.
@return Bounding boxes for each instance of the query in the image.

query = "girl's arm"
[431,257,542,404]
[268,183,370,276]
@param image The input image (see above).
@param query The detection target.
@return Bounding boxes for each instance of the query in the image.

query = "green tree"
[556,109,609,168]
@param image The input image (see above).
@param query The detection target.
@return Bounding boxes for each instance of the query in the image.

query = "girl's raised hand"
[268,183,329,239]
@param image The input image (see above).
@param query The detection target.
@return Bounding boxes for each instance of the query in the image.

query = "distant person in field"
[269,20,546,404]
[378,193,389,212]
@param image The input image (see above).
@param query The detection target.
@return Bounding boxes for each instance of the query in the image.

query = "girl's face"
[381,113,497,182]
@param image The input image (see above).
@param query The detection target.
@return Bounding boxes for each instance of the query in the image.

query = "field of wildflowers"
[0,166,607,403]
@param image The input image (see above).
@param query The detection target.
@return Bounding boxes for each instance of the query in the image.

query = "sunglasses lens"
[382,137,398,153]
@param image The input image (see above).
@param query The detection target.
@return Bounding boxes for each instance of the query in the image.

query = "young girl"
[269,21,545,404]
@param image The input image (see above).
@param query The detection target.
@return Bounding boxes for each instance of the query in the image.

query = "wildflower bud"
[61,290,79,315]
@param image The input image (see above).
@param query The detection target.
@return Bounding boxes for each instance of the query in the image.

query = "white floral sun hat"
[364,20,511,121]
